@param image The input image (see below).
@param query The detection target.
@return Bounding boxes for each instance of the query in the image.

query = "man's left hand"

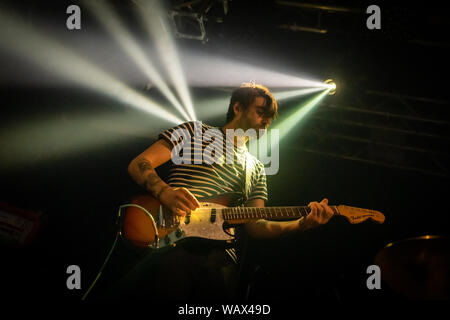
[299,198,334,230]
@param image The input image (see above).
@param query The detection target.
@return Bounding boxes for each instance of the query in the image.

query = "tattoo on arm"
[137,159,153,172]
[135,158,166,195]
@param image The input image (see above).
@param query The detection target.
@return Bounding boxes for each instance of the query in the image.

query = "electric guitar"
[120,194,385,249]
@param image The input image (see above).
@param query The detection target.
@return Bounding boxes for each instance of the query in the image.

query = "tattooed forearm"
[132,158,167,196]
[144,171,165,191]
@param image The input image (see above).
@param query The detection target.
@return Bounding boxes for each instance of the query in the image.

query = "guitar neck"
[221,206,339,224]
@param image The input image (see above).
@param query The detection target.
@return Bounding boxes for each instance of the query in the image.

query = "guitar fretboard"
[221,206,322,221]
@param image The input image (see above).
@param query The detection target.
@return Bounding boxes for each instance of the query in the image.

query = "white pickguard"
[155,202,235,249]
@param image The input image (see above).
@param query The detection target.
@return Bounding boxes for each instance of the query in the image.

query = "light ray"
[133,0,197,121]
[274,87,325,100]
[0,111,169,170]
[84,0,191,121]
[271,88,331,143]
[193,87,325,121]
[0,7,182,125]
[178,50,329,89]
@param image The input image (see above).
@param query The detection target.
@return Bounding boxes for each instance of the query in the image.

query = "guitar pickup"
[210,208,216,223]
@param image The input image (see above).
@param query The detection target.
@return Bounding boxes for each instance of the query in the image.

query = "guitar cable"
[81,203,158,300]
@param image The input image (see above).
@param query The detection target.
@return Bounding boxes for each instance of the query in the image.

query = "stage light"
[169,10,207,42]
[84,0,191,122]
[133,0,197,121]
[0,8,183,125]
[324,79,337,95]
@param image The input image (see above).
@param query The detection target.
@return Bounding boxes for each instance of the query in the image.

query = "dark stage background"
[1,0,449,304]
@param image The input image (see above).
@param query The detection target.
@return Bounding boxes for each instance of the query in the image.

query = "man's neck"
[222,122,248,147]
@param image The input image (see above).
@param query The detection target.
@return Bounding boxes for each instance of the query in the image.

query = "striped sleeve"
[158,122,196,155]
[247,160,268,203]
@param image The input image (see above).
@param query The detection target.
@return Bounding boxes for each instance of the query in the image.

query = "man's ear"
[233,102,242,117]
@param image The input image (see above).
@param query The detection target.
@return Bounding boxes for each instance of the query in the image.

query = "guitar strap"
[244,151,252,204]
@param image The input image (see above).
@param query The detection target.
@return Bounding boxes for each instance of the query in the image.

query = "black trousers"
[103,243,239,301]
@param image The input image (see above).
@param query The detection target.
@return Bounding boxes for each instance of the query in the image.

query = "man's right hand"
[159,186,201,216]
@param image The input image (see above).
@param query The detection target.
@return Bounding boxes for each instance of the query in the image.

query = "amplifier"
[0,202,41,247]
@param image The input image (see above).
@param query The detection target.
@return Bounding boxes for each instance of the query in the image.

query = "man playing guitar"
[120,83,335,300]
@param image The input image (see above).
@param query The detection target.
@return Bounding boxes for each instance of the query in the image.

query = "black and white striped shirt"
[158,121,268,206]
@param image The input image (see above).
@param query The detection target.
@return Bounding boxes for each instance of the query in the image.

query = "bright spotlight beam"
[84,0,191,122]
[192,87,326,122]
[0,110,178,170]
[0,8,182,125]
[274,87,326,101]
[133,0,197,121]
[193,87,326,122]
[178,50,329,89]
[272,88,331,143]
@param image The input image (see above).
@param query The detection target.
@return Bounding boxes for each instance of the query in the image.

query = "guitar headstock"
[335,205,385,224]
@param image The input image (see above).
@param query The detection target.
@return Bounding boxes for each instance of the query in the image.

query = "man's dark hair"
[225,83,278,124]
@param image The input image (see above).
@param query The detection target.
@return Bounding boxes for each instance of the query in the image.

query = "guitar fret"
[300,206,309,217]
[223,206,313,221]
